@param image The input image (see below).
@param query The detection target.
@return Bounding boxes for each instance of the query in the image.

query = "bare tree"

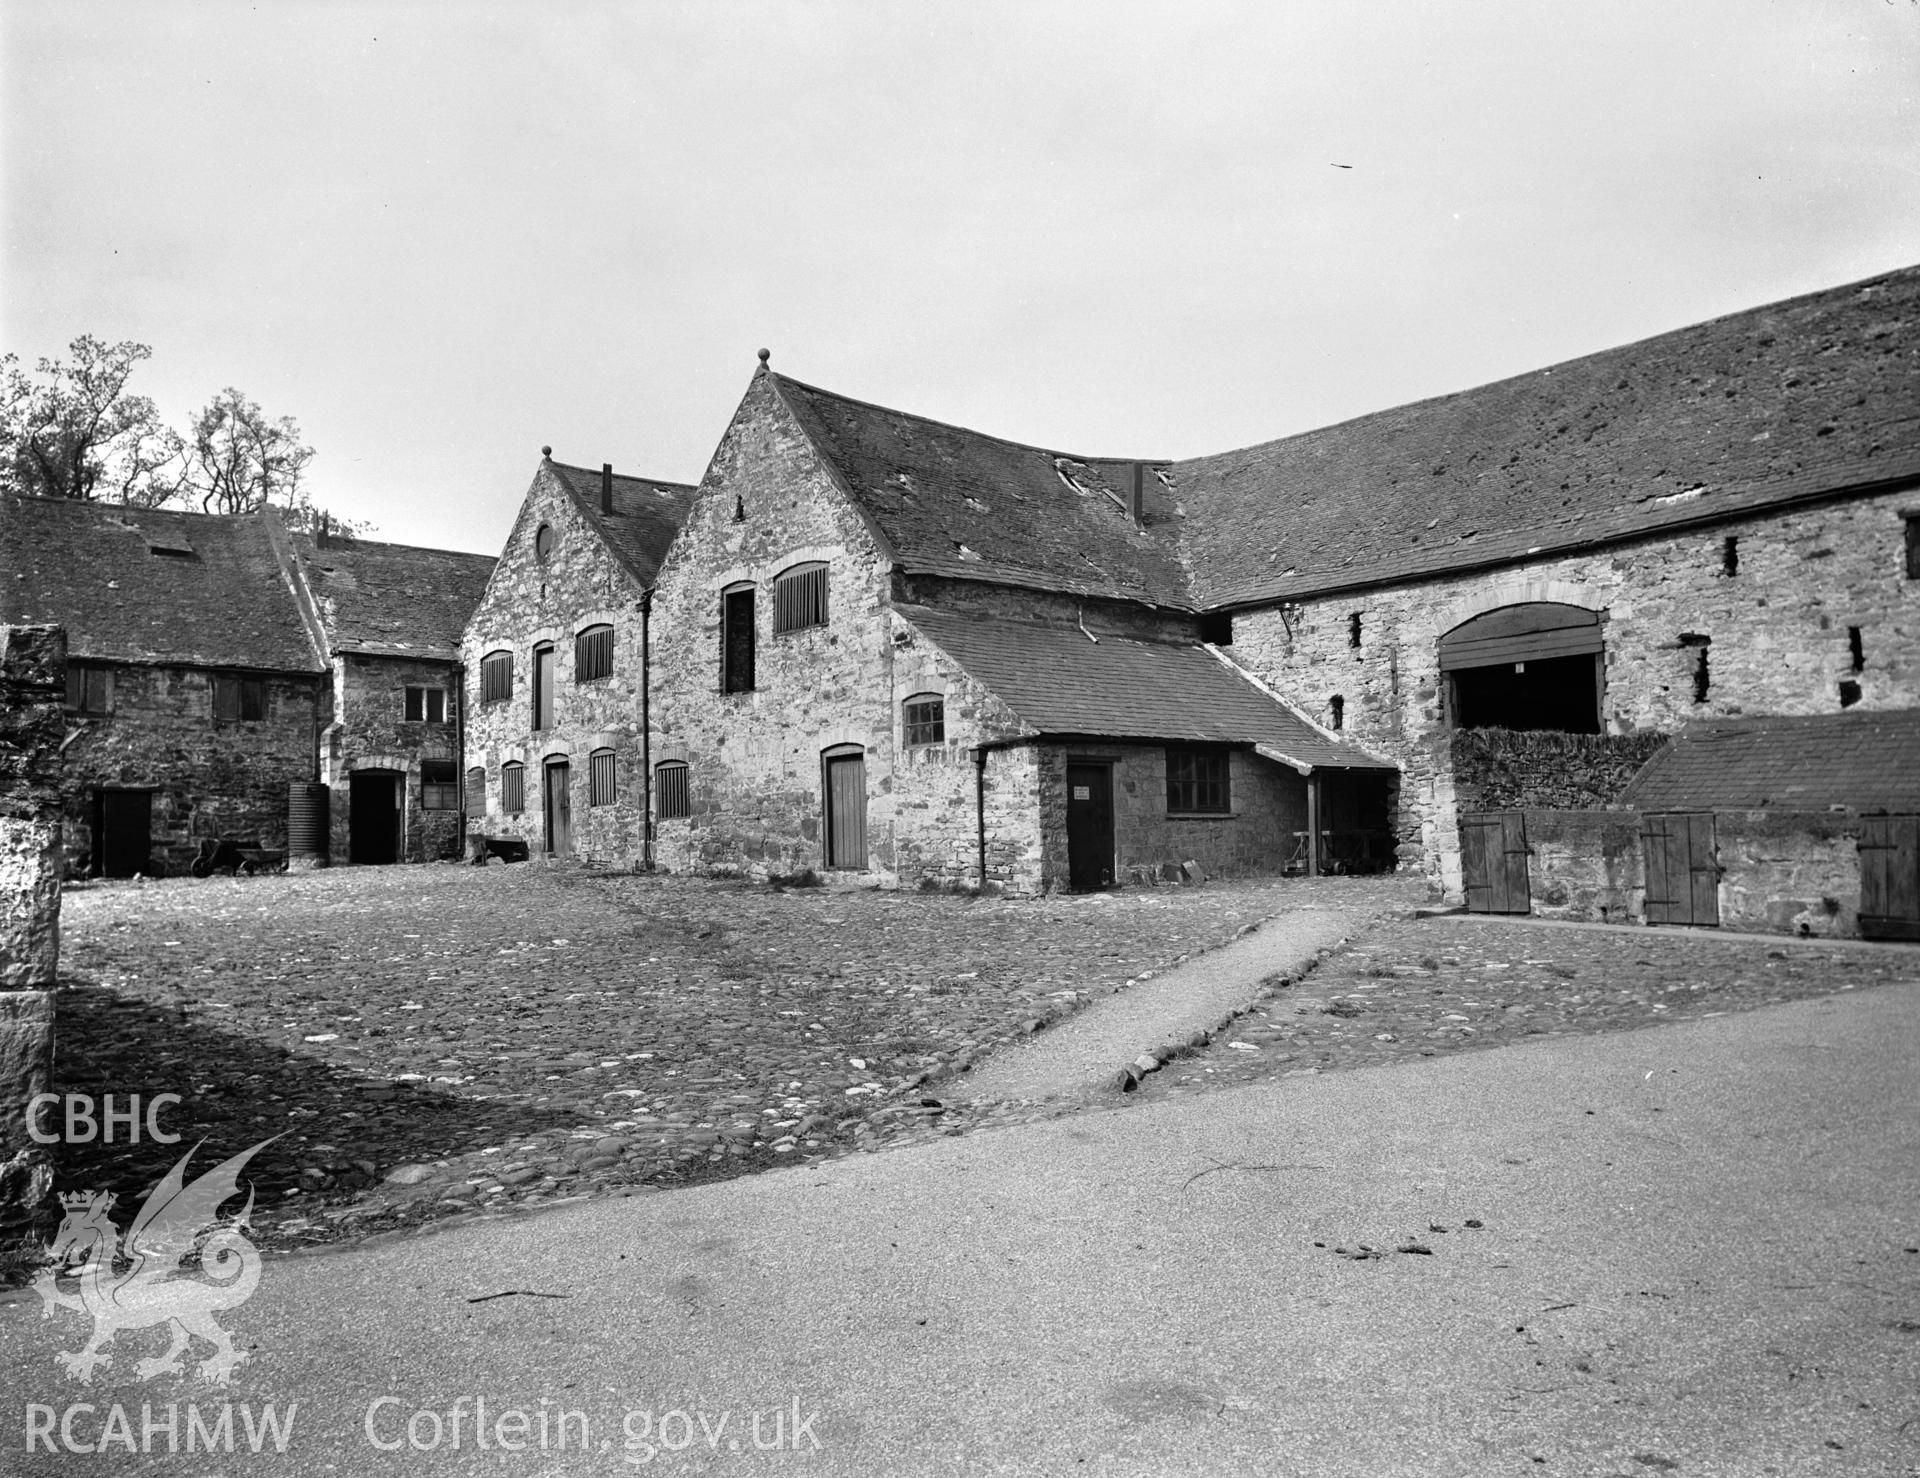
[0,337,185,505]
[184,387,315,515]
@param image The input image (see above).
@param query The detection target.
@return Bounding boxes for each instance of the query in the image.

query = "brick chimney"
[1129,463,1146,525]
[601,464,614,515]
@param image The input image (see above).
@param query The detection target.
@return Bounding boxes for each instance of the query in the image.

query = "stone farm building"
[465,264,1920,934]
[0,496,495,875]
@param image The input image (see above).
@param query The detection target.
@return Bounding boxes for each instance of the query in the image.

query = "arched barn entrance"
[1439,603,1604,734]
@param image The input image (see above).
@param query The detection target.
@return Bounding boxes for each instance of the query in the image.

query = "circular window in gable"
[535,524,555,563]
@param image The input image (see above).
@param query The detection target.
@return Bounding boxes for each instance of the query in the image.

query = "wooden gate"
[1858,814,1920,942]
[1642,812,1719,927]
[824,748,867,870]
[1459,811,1530,914]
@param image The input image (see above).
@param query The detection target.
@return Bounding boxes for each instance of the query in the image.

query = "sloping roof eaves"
[772,373,1194,609]
[291,532,496,661]
[0,496,326,672]
[1179,265,1920,608]
[1616,710,1920,814]
[547,461,698,587]
[902,606,1393,770]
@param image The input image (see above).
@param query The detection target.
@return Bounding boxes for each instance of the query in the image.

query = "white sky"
[5,2,1917,554]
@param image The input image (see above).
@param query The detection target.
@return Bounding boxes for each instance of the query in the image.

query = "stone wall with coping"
[56,663,320,876]
[463,466,653,866]
[0,624,62,1228]
[324,653,467,863]
[1234,491,1920,899]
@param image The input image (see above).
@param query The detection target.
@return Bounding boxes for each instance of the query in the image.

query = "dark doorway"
[1440,603,1604,733]
[1459,810,1530,914]
[824,748,867,869]
[349,771,401,865]
[1316,769,1398,873]
[96,790,151,878]
[1859,814,1920,941]
[1642,813,1720,926]
[544,761,572,857]
[1066,762,1114,891]
[722,585,755,693]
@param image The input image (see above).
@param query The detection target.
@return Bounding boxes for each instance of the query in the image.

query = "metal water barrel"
[287,782,330,864]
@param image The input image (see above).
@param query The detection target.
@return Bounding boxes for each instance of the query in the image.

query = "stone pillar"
[0,624,64,1228]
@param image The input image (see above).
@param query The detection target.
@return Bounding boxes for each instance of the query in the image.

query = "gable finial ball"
[541,445,552,457]
[758,348,770,365]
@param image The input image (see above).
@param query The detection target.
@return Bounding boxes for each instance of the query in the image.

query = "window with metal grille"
[589,749,617,807]
[1166,749,1230,813]
[65,664,112,716]
[480,650,513,703]
[404,686,448,722]
[656,761,690,819]
[420,759,458,811]
[212,675,267,722]
[575,624,614,681]
[465,766,487,814]
[773,562,828,633]
[722,585,755,692]
[501,762,526,814]
[903,694,945,747]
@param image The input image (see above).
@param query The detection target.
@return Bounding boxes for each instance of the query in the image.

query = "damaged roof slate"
[0,496,325,672]
[290,533,496,661]
[773,374,1191,608]
[902,606,1392,771]
[546,460,698,586]
[1616,709,1920,815]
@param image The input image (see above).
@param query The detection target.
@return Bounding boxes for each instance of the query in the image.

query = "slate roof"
[1178,264,1920,607]
[546,460,697,586]
[290,533,495,661]
[1616,710,1920,814]
[0,495,325,672]
[773,374,1191,607]
[902,607,1393,771]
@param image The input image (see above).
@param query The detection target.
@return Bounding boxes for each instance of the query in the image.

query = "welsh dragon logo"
[32,1138,275,1385]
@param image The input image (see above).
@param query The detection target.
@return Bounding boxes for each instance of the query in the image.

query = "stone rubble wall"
[57,663,318,876]
[1452,728,1670,812]
[326,652,467,863]
[463,465,652,866]
[0,625,62,1227]
[1235,491,1920,899]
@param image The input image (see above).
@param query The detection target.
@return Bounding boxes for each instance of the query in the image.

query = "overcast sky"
[5,2,1916,554]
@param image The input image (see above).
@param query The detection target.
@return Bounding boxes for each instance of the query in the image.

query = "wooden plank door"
[97,789,151,878]
[824,751,866,869]
[1643,813,1718,926]
[1066,762,1115,891]
[532,645,556,732]
[545,760,572,857]
[1859,814,1920,941]
[1459,811,1530,913]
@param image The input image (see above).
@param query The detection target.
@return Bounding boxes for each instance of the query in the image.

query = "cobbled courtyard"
[41,863,1413,1256]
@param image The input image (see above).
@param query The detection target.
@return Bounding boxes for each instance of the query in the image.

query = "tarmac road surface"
[6,980,1917,1476]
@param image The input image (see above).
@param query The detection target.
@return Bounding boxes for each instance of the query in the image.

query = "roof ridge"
[1178,261,1920,471]
[772,371,1172,467]
[547,458,696,492]
[299,534,497,561]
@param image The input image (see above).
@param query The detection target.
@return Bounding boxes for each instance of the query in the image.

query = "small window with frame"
[656,761,690,819]
[65,663,113,716]
[405,686,448,723]
[589,748,617,807]
[1166,748,1230,814]
[212,674,267,723]
[501,762,526,814]
[773,562,828,633]
[575,624,614,682]
[420,759,458,811]
[480,650,513,704]
[903,694,945,747]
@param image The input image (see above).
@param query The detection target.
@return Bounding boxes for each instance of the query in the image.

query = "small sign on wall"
[1072,785,1091,801]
